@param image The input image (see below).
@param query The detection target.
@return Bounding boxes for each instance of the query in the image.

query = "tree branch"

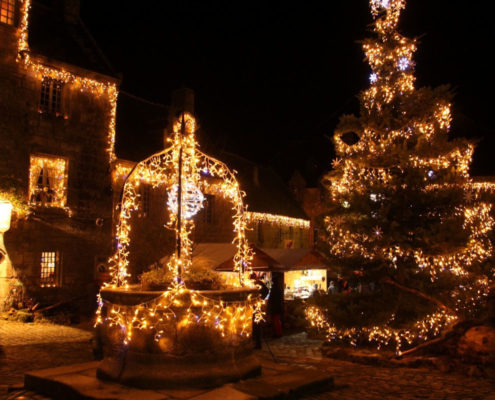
[381,277,456,315]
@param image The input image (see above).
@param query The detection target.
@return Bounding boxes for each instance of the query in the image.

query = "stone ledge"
[24,360,334,400]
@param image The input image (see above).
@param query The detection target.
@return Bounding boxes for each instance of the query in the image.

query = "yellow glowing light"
[96,113,262,344]
[16,0,118,164]
[245,212,310,229]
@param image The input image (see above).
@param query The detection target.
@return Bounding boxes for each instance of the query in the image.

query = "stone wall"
[0,21,114,307]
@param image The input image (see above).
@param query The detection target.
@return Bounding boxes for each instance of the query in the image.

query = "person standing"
[250,273,268,349]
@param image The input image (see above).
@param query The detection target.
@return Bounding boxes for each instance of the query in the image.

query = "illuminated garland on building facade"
[245,211,310,229]
[308,0,495,352]
[16,0,118,164]
[96,113,262,343]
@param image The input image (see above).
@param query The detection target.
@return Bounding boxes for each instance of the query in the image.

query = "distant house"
[0,0,119,308]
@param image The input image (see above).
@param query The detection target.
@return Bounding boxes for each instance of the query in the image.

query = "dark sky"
[81,0,494,183]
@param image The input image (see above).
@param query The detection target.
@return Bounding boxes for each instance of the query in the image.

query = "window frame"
[39,76,65,117]
[28,153,69,209]
[40,250,61,287]
[0,0,16,26]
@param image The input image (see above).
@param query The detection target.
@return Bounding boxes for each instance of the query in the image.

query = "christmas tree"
[307,0,493,353]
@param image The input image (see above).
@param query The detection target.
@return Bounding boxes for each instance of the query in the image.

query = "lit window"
[0,0,15,25]
[29,155,68,208]
[39,77,64,115]
[40,251,59,287]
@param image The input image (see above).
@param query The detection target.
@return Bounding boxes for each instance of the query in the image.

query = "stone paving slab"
[23,360,334,400]
[0,321,92,346]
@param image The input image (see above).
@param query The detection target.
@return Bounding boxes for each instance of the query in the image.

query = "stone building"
[0,0,119,308]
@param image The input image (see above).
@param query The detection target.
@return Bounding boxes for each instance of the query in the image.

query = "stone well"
[96,286,261,389]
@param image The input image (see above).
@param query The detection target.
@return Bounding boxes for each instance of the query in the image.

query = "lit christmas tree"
[307,0,494,353]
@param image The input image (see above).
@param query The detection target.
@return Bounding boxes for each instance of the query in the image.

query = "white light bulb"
[369,73,378,83]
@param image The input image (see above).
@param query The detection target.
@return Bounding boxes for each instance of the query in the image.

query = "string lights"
[28,155,69,210]
[308,0,495,352]
[16,0,118,164]
[245,211,310,229]
[97,113,262,344]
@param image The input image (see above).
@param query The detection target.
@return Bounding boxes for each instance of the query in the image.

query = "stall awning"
[262,248,330,271]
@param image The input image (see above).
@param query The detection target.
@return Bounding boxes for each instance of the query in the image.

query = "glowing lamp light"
[0,201,13,233]
[167,181,205,219]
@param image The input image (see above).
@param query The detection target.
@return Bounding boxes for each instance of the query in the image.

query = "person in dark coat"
[250,273,268,348]
[267,274,284,337]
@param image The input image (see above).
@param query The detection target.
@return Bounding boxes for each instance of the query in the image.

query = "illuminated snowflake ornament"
[167,181,205,219]
[369,73,378,83]
[397,56,410,71]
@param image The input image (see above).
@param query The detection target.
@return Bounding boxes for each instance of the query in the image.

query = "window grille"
[0,0,15,25]
[40,77,64,115]
[40,251,59,287]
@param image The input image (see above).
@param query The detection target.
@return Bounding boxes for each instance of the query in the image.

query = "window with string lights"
[28,154,68,208]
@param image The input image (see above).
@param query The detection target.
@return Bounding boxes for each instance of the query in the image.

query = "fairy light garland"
[306,305,457,354]
[245,212,310,229]
[16,0,118,164]
[28,155,69,210]
[97,113,261,344]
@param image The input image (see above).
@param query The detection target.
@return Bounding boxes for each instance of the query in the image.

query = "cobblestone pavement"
[263,333,495,400]
[1,326,494,400]
[0,321,93,388]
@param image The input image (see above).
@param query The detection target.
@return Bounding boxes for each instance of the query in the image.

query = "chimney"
[165,88,196,147]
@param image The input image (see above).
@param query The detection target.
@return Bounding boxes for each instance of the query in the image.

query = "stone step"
[24,360,334,400]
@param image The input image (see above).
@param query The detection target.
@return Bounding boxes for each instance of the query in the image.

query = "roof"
[204,151,307,219]
[262,248,329,270]
[28,0,117,78]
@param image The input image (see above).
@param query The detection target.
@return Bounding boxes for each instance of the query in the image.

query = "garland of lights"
[16,0,118,164]
[245,211,310,229]
[97,113,261,343]
[307,0,495,353]
[305,305,457,355]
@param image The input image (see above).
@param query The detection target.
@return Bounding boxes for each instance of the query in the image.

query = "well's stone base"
[97,349,261,389]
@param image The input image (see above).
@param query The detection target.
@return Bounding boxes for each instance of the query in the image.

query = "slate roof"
[209,151,308,220]
[28,0,117,78]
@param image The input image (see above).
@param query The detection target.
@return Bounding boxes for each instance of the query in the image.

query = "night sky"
[81,1,494,184]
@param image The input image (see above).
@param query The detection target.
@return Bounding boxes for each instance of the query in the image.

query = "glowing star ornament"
[397,56,410,71]
[370,73,378,83]
[167,181,204,219]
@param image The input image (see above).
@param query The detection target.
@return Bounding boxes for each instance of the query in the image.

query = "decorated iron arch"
[96,113,263,345]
